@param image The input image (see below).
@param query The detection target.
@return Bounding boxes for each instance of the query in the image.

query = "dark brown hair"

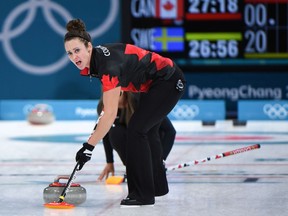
[119,92,136,125]
[97,92,137,126]
[64,19,91,47]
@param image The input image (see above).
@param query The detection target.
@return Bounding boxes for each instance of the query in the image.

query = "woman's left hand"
[97,163,115,181]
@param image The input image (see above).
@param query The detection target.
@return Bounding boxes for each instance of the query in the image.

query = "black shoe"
[120,197,154,207]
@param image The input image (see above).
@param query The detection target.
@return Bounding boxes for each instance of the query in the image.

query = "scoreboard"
[122,0,288,71]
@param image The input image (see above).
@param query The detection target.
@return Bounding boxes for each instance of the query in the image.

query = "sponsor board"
[0,99,225,121]
[168,100,225,121]
[238,100,288,120]
[0,100,99,120]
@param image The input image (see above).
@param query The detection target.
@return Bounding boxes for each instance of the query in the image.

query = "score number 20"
[189,40,239,58]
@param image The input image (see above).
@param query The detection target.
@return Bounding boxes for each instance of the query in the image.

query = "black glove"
[76,142,95,170]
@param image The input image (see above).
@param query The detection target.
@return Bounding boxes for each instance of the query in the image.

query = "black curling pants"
[125,67,185,203]
[108,124,127,165]
[108,116,175,165]
[160,116,176,161]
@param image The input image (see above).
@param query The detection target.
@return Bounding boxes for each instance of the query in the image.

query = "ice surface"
[0,120,287,216]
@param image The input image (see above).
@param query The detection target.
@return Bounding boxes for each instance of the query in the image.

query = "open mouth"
[76,60,82,66]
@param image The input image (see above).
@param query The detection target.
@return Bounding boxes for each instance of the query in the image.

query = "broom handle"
[58,161,80,203]
[166,144,261,171]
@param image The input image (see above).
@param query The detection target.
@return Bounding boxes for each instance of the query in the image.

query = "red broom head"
[44,201,75,209]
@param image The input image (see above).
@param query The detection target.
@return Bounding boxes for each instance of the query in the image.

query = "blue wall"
[0,0,120,100]
[1,0,288,118]
[183,72,288,115]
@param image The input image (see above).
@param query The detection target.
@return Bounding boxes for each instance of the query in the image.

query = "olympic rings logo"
[170,104,200,119]
[263,103,288,119]
[0,0,118,75]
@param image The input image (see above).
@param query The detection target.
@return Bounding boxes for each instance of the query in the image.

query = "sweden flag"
[152,27,184,52]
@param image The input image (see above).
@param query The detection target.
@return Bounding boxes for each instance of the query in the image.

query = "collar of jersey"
[80,47,99,77]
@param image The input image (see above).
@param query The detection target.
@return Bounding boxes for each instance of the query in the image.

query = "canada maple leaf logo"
[101,75,120,91]
[163,1,174,11]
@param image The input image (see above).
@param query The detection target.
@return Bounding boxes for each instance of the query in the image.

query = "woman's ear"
[88,42,93,53]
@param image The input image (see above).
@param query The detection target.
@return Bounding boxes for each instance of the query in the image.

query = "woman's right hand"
[97,163,115,181]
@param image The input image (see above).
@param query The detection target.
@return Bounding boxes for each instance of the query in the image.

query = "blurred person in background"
[96,91,176,181]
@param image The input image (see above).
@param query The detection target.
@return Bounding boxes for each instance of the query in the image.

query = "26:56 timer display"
[189,40,238,58]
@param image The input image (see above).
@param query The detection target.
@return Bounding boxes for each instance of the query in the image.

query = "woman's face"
[65,38,92,70]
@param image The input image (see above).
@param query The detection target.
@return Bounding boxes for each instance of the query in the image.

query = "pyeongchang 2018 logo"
[263,103,288,120]
[0,0,118,75]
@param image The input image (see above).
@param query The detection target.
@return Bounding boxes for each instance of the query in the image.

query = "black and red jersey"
[81,43,176,92]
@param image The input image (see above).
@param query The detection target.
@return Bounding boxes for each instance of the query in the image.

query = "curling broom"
[106,144,261,184]
[166,143,261,171]
[44,162,80,209]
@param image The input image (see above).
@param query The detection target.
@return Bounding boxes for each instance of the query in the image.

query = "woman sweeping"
[64,18,186,207]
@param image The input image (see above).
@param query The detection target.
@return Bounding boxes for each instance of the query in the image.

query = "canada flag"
[155,0,183,20]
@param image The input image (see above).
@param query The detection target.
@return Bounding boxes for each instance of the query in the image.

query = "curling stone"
[43,175,86,205]
[27,104,55,125]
